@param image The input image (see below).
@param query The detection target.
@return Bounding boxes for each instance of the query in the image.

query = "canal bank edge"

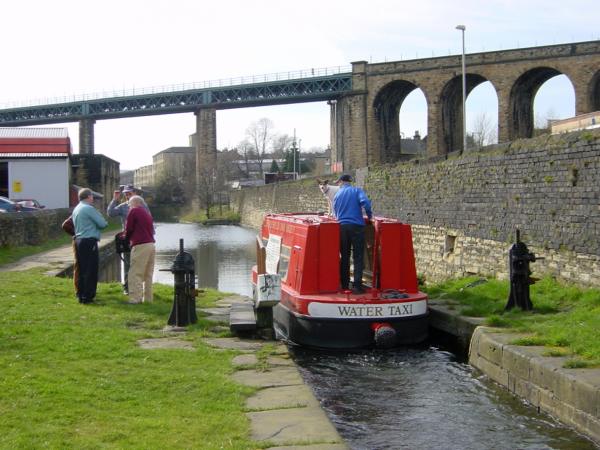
[430,301,600,446]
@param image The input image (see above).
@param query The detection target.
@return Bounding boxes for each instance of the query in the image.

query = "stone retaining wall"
[232,130,600,287]
[0,209,71,247]
[469,327,600,445]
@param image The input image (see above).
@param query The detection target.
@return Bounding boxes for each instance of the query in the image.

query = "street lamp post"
[456,24,467,153]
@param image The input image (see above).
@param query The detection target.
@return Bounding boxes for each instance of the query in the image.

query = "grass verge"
[0,269,260,449]
[423,276,600,367]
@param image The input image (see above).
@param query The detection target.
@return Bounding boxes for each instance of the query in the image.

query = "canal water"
[112,223,596,449]
[152,222,255,296]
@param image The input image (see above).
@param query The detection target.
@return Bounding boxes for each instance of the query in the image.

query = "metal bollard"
[505,229,543,311]
[161,238,198,327]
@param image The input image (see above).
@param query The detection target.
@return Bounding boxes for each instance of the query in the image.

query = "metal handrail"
[0,65,352,109]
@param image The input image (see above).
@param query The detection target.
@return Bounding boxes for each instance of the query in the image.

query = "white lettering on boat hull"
[307,300,427,319]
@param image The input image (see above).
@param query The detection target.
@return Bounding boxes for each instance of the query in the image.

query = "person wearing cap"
[107,184,139,294]
[73,187,108,304]
[332,174,373,295]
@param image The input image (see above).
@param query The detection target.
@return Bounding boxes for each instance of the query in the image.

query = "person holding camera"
[107,184,138,294]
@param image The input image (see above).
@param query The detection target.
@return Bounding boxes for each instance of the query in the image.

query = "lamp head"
[456,24,466,31]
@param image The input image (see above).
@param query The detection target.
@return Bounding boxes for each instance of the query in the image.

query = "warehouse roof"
[0,127,69,138]
[0,127,71,156]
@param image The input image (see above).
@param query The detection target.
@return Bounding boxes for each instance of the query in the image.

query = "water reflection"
[152,223,256,296]
[291,346,596,450]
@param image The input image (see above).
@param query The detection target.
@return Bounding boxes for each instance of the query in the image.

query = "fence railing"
[1,65,352,109]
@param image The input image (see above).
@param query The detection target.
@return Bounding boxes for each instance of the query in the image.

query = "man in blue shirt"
[73,188,108,304]
[333,174,373,294]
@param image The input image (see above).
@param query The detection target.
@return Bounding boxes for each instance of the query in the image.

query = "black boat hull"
[273,303,429,349]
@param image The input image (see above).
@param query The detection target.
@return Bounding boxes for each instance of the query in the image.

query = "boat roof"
[265,212,403,225]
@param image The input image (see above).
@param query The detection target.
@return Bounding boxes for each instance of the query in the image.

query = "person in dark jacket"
[333,174,373,294]
[124,195,155,304]
[72,188,108,304]
[107,184,136,294]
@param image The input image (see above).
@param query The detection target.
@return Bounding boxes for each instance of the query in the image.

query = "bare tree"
[271,133,294,159]
[470,112,497,150]
[246,118,274,178]
[534,107,557,135]
[196,150,216,218]
[237,140,255,179]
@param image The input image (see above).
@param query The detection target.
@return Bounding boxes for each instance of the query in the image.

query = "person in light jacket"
[72,188,108,304]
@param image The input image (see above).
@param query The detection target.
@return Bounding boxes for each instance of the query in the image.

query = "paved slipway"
[1,236,348,449]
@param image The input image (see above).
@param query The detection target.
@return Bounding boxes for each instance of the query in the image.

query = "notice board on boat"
[265,234,282,274]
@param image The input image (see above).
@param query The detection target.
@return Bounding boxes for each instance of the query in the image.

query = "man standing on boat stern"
[72,187,108,304]
[333,174,372,295]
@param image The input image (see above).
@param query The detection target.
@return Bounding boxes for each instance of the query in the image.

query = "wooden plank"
[256,236,266,275]
[229,302,256,332]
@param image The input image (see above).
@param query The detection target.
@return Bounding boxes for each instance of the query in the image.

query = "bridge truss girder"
[0,75,352,126]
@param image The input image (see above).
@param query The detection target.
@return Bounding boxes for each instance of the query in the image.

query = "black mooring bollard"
[505,229,543,311]
[161,238,198,327]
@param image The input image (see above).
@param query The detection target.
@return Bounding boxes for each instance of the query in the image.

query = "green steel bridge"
[0,66,352,126]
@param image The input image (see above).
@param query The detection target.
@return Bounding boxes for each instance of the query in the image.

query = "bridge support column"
[427,101,445,157]
[330,61,369,172]
[194,108,217,212]
[497,89,511,144]
[79,118,95,155]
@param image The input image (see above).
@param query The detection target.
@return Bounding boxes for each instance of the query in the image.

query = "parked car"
[0,196,37,212]
[0,196,21,212]
[12,198,45,209]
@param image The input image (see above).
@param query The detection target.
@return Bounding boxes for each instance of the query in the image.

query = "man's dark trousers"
[339,224,365,290]
[75,237,99,303]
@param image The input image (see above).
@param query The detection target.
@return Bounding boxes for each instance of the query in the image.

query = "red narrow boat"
[250,213,428,349]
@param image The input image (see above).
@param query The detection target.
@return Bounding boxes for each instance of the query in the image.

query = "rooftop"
[0,127,69,139]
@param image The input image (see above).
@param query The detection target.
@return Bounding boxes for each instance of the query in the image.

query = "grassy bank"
[423,276,600,368]
[0,270,259,449]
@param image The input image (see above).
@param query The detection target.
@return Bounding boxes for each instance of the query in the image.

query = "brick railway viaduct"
[0,40,599,178]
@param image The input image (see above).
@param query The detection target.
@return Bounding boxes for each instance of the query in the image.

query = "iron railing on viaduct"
[0,69,352,126]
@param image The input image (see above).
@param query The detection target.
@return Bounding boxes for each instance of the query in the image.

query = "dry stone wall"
[0,209,71,247]
[233,129,600,287]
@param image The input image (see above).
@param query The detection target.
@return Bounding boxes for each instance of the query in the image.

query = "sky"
[0,0,598,170]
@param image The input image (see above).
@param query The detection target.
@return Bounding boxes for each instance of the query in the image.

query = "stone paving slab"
[232,354,259,367]
[216,295,252,307]
[198,307,230,323]
[138,338,194,350]
[232,367,304,388]
[203,337,266,351]
[246,384,319,410]
[247,406,343,446]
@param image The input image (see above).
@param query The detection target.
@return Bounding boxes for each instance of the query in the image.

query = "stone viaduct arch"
[331,41,600,169]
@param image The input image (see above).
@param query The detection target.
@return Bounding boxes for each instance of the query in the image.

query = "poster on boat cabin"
[265,234,282,275]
